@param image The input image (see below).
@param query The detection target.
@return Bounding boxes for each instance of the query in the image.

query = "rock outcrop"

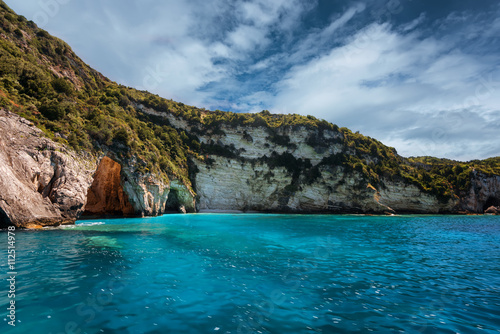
[485,206,500,215]
[3,104,495,229]
[460,171,500,213]
[0,109,96,228]
[140,110,497,215]
[191,136,457,214]
[121,163,196,215]
[0,109,197,228]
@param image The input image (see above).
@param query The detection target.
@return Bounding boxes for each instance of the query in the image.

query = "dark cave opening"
[164,189,182,213]
[483,196,500,212]
[0,206,11,228]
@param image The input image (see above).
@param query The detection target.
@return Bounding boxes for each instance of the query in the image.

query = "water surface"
[1,214,499,333]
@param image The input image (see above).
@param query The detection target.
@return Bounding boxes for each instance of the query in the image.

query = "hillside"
[0,1,499,227]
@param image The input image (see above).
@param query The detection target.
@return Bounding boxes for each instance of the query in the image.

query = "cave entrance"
[483,197,500,212]
[83,157,135,217]
[0,206,11,228]
[164,189,182,213]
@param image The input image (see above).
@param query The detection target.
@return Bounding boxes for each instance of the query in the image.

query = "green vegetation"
[0,0,498,203]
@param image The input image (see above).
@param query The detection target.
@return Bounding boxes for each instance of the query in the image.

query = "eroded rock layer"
[83,157,135,216]
[1,105,499,228]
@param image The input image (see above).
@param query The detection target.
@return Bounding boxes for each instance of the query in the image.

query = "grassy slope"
[0,1,498,204]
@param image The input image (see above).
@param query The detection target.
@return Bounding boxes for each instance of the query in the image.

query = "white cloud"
[227,25,270,51]
[286,3,366,65]
[267,21,500,160]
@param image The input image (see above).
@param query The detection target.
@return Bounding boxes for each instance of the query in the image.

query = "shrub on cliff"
[52,77,73,95]
[39,102,65,121]
[113,128,129,145]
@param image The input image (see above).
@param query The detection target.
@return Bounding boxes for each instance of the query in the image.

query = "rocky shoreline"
[1,108,499,229]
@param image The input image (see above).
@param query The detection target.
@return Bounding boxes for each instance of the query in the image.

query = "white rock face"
[201,125,345,165]
[134,110,478,214]
[378,180,457,213]
[121,164,170,216]
[195,157,291,211]
[137,105,344,163]
[194,156,457,213]
[120,166,197,215]
[135,108,500,214]
[168,179,197,212]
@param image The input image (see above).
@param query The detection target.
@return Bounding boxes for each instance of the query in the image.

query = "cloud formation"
[6,0,500,160]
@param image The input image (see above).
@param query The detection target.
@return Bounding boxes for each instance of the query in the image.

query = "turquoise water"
[1,214,500,333]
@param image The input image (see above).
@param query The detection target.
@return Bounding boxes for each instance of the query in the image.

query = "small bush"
[52,77,73,95]
[39,103,65,121]
[113,128,129,145]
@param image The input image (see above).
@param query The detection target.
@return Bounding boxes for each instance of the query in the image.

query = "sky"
[6,0,500,161]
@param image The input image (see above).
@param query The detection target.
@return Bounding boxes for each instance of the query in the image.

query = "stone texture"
[83,157,135,216]
[460,171,500,213]
[1,104,499,228]
[484,206,500,214]
[0,109,197,227]
[0,109,96,228]
[141,109,497,215]
[168,179,197,213]
[193,157,457,214]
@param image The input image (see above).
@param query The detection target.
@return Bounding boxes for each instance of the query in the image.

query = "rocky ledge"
[485,206,500,215]
[0,109,95,228]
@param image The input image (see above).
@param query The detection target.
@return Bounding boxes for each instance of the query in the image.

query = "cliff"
[460,171,500,213]
[0,2,499,228]
[140,110,460,214]
[0,108,95,228]
[0,109,195,228]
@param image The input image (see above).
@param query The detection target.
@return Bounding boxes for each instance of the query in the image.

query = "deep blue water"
[1,214,500,334]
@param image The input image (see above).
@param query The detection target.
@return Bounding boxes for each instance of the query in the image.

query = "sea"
[1,214,499,334]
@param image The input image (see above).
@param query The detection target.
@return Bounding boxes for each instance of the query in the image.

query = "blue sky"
[7,0,500,160]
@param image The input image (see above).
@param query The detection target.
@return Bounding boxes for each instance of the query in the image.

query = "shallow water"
[1,214,500,333]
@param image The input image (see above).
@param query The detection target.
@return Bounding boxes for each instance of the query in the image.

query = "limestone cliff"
[186,123,457,214]
[138,108,498,215]
[0,109,196,228]
[460,171,500,213]
[121,162,196,215]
